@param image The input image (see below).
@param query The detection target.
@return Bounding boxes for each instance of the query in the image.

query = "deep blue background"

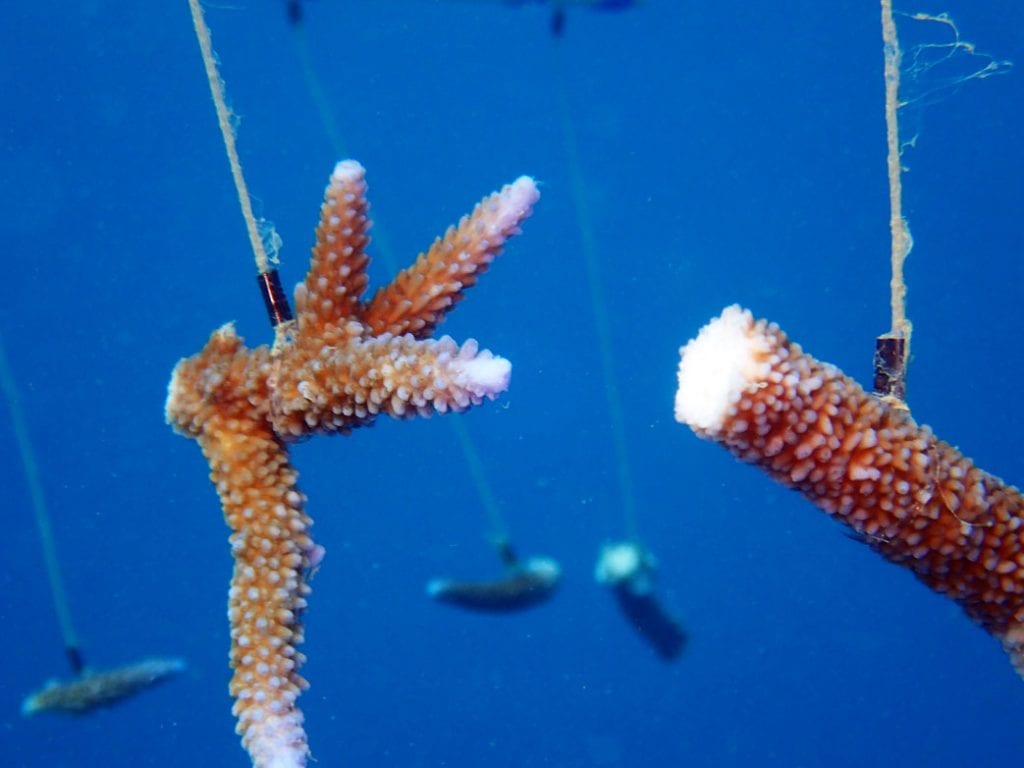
[2,1,1022,766]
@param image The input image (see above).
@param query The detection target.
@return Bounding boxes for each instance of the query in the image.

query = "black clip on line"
[257,269,293,328]
[873,334,907,403]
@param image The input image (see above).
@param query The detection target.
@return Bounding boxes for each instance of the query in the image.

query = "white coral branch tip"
[331,159,366,184]
[675,305,772,433]
[452,349,511,398]
[489,176,540,234]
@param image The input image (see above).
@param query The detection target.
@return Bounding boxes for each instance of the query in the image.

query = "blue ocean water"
[1,1,1022,765]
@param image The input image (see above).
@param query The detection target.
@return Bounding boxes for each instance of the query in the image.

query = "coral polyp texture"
[166,160,538,768]
[674,305,1024,675]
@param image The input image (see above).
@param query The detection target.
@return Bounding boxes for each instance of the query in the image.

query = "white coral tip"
[675,305,765,433]
[453,353,511,397]
[507,175,540,209]
[331,159,365,183]
[594,541,643,585]
[491,176,540,232]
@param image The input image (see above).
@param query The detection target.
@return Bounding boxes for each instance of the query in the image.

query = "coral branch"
[202,417,313,768]
[675,306,1024,675]
[363,176,539,339]
[167,164,538,767]
[22,658,186,715]
[298,160,372,339]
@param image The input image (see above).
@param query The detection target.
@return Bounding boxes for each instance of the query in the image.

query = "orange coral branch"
[167,163,538,768]
[299,160,372,340]
[168,324,314,767]
[363,177,538,339]
[675,306,1024,675]
[202,415,313,768]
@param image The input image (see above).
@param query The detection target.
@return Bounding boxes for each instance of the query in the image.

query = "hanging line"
[449,416,510,547]
[285,9,403,296]
[289,14,348,160]
[874,0,913,406]
[284,6,512,550]
[0,331,83,674]
[188,0,294,339]
[551,41,639,542]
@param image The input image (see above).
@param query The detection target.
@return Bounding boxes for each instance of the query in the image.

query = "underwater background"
[1,0,1022,765]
